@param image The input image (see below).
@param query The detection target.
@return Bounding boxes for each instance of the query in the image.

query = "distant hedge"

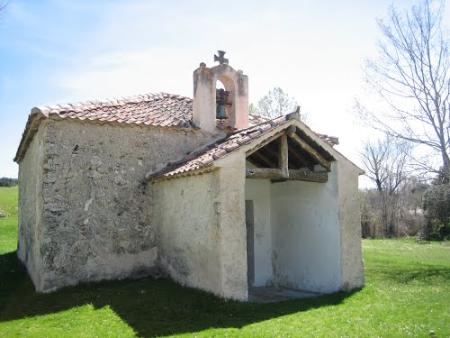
[0,177,18,187]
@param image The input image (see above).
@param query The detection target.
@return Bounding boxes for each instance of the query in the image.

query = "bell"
[216,103,227,119]
[216,88,229,119]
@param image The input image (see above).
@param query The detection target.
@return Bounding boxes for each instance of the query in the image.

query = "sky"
[0,0,447,184]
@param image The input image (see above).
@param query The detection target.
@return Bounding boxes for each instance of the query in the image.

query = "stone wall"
[24,118,212,292]
[17,116,364,297]
[17,121,47,288]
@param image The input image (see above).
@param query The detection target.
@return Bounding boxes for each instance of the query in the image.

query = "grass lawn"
[0,186,449,337]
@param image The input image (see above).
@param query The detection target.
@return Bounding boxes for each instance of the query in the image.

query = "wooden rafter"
[252,151,277,168]
[246,130,286,156]
[245,125,333,183]
[286,127,331,171]
[287,144,313,169]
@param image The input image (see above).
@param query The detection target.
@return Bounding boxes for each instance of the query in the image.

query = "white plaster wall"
[154,156,248,301]
[17,122,47,290]
[270,164,342,293]
[216,155,248,300]
[336,159,365,290]
[245,179,273,287]
[153,172,223,296]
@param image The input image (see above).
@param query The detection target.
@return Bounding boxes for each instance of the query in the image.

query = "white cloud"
[49,0,415,187]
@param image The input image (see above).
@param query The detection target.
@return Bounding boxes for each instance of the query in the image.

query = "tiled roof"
[249,114,339,146]
[149,114,293,181]
[14,92,196,162]
[15,91,338,162]
[35,92,194,128]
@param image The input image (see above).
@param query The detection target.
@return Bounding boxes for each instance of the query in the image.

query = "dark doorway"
[245,200,255,288]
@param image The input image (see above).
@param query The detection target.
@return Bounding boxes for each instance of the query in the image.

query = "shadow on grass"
[373,264,450,284]
[0,251,356,337]
[371,262,450,285]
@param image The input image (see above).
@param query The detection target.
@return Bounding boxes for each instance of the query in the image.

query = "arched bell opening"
[215,78,234,122]
[192,53,249,133]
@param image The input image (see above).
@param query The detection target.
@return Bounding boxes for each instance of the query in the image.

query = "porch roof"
[148,111,341,182]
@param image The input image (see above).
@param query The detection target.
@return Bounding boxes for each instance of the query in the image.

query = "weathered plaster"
[19,118,213,292]
[336,159,365,290]
[193,63,249,133]
[17,111,364,299]
[17,121,47,289]
[153,172,223,296]
[153,156,249,301]
[216,155,248,300]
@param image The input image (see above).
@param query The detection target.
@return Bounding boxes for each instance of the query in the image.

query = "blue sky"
[0,0,446,179]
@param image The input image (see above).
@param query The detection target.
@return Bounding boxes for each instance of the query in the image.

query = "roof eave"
[150,164,218,183]
[14,107,47,163]
[287,119,365,174]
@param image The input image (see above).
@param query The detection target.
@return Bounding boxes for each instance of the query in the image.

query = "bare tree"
[360,0,450,182]
[249,103,258,116]
[254,87,299,119]
[362,136,411,193]
[361,136,411,236]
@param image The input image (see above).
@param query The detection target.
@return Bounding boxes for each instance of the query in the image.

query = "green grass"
[0,186,18,254]
[0,186,449,337]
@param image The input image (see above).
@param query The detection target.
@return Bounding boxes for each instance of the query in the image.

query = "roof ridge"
[228,114,287,136]
[37,92,192,114]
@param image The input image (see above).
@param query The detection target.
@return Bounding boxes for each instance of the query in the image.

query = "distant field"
[0,186,449,337]
[0,186,18,254]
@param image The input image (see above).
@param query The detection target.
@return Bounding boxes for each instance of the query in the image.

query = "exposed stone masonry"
[26,119,212,292]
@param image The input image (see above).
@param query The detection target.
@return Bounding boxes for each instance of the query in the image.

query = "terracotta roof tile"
[38,93,195,128]
[15,91,339,163]
[150,115,290,181]
[248,114,339,146]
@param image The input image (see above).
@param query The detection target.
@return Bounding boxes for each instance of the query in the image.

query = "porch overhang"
[245,124,334,183]
[147,111,363,183]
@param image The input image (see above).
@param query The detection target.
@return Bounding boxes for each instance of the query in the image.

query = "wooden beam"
[286,125,297,137]
[246,130,285,156]
[288,131,331,171]
[251,151,277,168]
[288,168,328,183]
[279,134,289,178]
[246,168,283,179]
[246,168,327,183]
[287,144,313,169]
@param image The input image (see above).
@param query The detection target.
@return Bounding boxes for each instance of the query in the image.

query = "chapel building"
[14,52,364,300]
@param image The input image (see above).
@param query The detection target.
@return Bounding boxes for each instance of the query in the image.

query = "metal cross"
[214,50,229,65]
